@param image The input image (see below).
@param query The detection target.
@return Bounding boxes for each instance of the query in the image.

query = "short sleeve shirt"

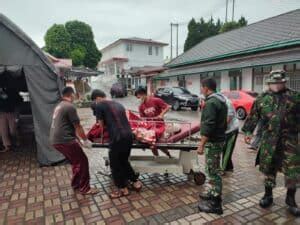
[95,100,132,143]
[139,97,168,118]
[49,101,80,144]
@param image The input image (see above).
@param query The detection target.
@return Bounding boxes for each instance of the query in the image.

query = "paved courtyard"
[0,105,299,225]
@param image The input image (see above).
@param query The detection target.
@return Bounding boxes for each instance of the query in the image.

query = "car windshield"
[172,88,190,95]
[245,91,258,98]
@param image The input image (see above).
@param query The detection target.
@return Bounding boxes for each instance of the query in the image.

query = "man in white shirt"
[221,94,240,173]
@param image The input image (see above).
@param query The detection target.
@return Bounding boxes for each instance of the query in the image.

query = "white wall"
[185,74,200,95]
[242,68,253,91]
[220,71,230,91]
[100,41,165,71]
[124,43,165,69]
[101,43,126,62]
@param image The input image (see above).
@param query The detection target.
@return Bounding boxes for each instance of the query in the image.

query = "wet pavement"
[0,96,299,224]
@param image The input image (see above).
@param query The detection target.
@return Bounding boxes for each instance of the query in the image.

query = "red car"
[222,90,258,120]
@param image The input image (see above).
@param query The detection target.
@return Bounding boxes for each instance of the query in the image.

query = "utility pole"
[170,23,179,59]
[232,0,235,22]
[225,0,228,22]
[170,23,173,60]
[176,23,179,57]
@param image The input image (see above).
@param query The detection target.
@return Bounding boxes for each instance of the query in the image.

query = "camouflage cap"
[266,70,287,84]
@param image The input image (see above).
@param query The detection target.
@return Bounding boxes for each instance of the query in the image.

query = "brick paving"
[0,108,299,225]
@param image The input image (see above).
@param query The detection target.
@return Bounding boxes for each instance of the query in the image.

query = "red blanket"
[87,111,165,145]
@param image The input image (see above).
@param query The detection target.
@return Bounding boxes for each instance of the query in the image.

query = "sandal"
[82,188,100,195]
[132,181,143,192]
[109,190,130,199]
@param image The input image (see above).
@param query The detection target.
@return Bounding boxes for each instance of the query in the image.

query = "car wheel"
[172,101,181,111]
[236,107,247,120]
[191,106,198,111]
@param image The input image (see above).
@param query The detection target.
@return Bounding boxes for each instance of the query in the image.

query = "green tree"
[44,20,101,68]
[238,16,248,26]
[44,24,71,58]
[184,17,222,52]
[184,18,199,52]
[184,16,248,52]
[220,16,248,33]
[70,48,86,66]
[65,20,101,68]
[219,21,240,33]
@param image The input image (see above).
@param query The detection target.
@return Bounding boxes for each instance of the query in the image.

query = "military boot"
[198,196,223,215]
[286,188,300,217]
[199,192,212,201]
[259,186,273,208]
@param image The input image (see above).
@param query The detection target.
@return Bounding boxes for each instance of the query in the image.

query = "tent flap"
[24,66,64,165]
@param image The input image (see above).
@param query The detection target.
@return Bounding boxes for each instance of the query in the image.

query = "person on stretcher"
[134,86,172,157]
[89,104,177,158]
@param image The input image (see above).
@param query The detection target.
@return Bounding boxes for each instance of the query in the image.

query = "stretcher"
[92,119,206,185]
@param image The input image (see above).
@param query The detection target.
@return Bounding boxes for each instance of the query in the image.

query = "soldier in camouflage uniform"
[197,78,227,215]
[242,70,300,217]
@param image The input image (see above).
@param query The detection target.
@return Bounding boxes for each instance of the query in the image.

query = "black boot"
[259,186,273,208]
[199,192,212,201]
[286,188,300,217]
[198,196,223,215]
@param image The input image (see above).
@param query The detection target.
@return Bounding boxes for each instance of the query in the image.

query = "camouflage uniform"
[205,142,224,196]
[200,93,227,197]
[242,84,300,189]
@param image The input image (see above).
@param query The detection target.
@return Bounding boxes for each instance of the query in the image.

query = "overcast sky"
[1,0,300,58]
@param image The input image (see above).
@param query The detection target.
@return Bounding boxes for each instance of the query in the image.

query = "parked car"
[110,82,127,98]
[155,87,199,111]
[222,90,258,120]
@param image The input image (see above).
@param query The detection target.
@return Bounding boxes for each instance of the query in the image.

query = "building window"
[214,71,221,92]
[148,46,153,55]
[284,63,300,92]
[229,70,242,90]
[284,63,295,72]
[177,76,186,87]
[253,67,262,75]
[252,66,272,93]
[262,66,271,73]
[155,46,159,56]
[126,44,133,52]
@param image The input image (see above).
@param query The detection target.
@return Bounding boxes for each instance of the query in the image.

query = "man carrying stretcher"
[91,89,143,199]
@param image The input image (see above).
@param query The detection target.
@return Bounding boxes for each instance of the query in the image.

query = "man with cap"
[242,70,300,217]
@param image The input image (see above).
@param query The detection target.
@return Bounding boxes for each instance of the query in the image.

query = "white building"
[98,37,168,89]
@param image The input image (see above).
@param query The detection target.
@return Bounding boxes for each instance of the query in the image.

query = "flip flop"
[131,181,143,192]
[109,190,130,199]
[82,188,100,195]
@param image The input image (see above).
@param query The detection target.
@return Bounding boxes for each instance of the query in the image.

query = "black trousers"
[222,129,239,171]
[109,137,138,188]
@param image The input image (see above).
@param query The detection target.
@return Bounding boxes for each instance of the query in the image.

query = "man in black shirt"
[91,89,142,198]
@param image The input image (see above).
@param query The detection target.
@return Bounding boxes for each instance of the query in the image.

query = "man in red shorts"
[135,86,171,157]
[50,87,99,195]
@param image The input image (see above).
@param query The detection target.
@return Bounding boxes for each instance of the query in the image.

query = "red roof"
[44,52,72,68]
